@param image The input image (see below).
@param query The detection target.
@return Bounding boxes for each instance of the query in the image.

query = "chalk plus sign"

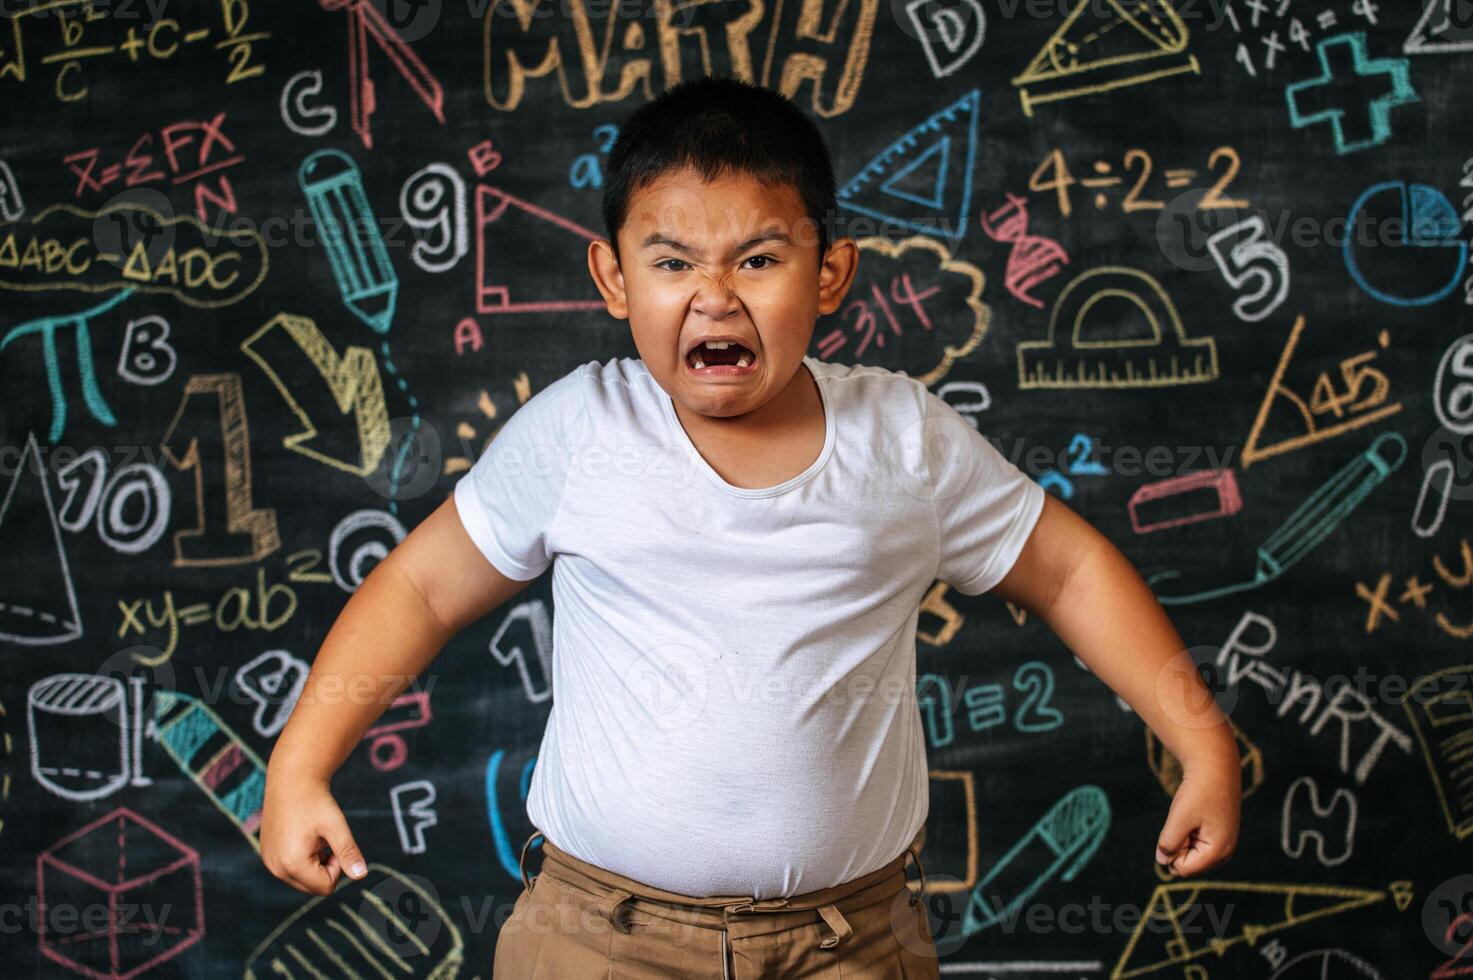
[1285,31,1418,154]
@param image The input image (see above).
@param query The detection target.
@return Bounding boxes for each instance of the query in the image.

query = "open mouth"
[686,339,757,374]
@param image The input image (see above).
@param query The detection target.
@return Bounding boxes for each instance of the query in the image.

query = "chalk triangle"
[880,138,951,210]
[0,432,82,644]
[476,186,608,315]
[1115,880,1384,975]
[1404,0,1473,54]
[837,90,980,247]
[122,239,153,283]
[1011,0,1198,116]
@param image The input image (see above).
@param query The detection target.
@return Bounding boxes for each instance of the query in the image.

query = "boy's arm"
[988,493,1241,876]
[262,494,533,893]
[269,494,533,780]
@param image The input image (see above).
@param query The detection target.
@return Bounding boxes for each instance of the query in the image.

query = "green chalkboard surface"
[2,0,1471,976]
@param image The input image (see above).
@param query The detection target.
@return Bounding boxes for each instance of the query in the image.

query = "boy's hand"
[1154,755,1241,878]
[253,497,532,898]
[260,769,369,896]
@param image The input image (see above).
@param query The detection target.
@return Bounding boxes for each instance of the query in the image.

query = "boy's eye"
[655,255,777,272]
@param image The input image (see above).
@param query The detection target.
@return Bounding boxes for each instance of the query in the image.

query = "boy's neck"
[669,360,823,447]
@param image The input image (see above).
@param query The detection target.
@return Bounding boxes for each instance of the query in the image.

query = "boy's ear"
[588,239,629,319]
[816,237,860,316]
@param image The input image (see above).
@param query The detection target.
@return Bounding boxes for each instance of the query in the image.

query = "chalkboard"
[2,0,1471,976]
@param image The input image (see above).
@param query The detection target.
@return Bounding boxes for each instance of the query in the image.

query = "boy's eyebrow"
[640,227,794,261]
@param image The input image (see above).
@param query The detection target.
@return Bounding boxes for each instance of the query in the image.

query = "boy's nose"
[691,270,742,318]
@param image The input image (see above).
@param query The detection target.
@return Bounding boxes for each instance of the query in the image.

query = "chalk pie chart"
[1269,948,1384,979]
[1344,180,1468,307]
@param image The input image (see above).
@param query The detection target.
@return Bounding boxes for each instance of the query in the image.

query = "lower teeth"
[690,352,754,370]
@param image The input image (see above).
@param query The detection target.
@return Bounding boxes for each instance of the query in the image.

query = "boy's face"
[588,165,857,420]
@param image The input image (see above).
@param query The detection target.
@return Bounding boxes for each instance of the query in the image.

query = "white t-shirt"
[453,355,1045,898]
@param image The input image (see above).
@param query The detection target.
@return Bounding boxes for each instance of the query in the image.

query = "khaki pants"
[493,827,942,979]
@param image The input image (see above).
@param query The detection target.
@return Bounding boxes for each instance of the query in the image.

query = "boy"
[261,76,1241,978]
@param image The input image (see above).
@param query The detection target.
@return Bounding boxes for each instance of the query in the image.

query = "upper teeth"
[689,340,752,370]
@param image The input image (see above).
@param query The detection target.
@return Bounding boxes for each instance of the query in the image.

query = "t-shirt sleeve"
[921,387,1046,596]
[452,367,588,581]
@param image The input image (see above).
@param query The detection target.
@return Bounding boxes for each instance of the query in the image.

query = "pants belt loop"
[723,898,757,918]
[518,831,544,893]
[597,887,637,933]
[816,903,852,950]
[904,843,928,908]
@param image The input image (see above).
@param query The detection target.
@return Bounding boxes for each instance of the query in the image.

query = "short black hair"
[600,75,836,269]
